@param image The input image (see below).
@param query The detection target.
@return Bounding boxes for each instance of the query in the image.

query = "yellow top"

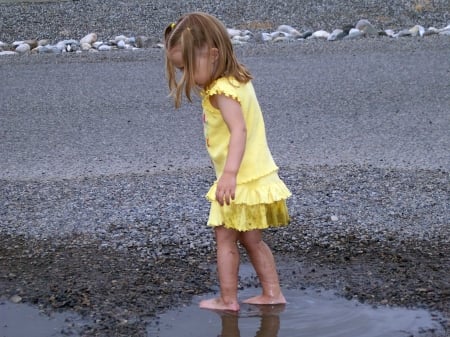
[201,76,278,184]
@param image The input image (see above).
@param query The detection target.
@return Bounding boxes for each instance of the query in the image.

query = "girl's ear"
[210,48,219,63]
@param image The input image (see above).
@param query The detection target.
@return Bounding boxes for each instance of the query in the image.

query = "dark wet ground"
[0,227,448,336]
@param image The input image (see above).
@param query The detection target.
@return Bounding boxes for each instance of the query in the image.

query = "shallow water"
[147,264,444,337]
[147,288,443,337]
[0,299,85,337]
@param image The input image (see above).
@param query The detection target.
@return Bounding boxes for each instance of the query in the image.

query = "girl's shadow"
[212,304,285,337]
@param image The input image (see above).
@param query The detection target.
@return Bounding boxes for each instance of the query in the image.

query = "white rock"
[346,28,364,39]
[331,215,339,222]
[80,32,97,45]
[232,35,250,42]
[328,29,344,41]
[38,39,50,46]
[272,36,290,43]
[439,29,450,36]
[93,41,103,49]
[10,295,22,303]
[0,51,17,56]
[355,19,378,36]
[310,30,330,39]
[270,31,287,38]
[231,39,246,45]
[114,35,128,43]
[261,32,273,42]
[38,45,62,54]
[12,41,24,47]
[227,28,241,38]
[409,25,425,37]
[277,25,301,37]
[56,40,67,51]
[81,42,92,51]
[394,29,412,38]
[15,43,30,53]
[117,40,126,49]
[384,29,395,37]
[98,44,112,51]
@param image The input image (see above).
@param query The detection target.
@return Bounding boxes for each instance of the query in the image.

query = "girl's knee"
[239,230,263,250]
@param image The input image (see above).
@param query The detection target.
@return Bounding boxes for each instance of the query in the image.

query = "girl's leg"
[239,230,286,305]
[199,226,240,311]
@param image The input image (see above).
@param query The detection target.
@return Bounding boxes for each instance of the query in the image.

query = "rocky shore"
[1,0,449,43]
[1,0,449,55]
[0,1,449,337]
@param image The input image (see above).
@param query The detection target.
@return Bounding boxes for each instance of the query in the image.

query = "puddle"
[147,265,444,337]
[0,299,86,337]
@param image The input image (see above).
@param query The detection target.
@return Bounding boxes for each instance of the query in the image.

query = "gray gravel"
[1,0,449,43]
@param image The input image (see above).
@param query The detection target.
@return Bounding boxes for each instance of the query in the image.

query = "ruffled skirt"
[206,171,291,231]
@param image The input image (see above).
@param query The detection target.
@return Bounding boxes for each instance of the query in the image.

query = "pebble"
[10,295,22,303]
[1,20,449,56]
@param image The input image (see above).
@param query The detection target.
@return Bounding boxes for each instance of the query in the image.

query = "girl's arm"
[212,94,247,206]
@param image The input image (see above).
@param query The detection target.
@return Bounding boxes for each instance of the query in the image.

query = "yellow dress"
[201,76,291,232]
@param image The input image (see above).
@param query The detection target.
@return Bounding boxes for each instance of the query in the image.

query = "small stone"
[277,25,301,37]
[80,32,97,45]
[328,29,345,41]
[384,29,395,37]
[309,30,330,39]
[98,44,112,51]
[15,43,30,53]
[80,42,92,51]
[355,19,378,36]
[117,40,126,49]
[114,35,128,43]
[38,39,50,46]
[394,29,412,38]
[0,50,17,56]
[227,28,241,38]
[38,45,62,54]
[331,215,339,222]
[10,295,22,303]
[346,28,364,39]
[92,41,103,49]
[409,25,425,37]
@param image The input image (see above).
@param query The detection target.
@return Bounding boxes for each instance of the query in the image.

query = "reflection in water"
[147,287,444,337]
[214,304,285,337]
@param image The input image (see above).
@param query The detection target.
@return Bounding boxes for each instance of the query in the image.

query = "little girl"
[164,12,291,311]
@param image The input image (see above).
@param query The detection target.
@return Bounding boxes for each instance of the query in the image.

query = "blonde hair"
[164,12,252,108]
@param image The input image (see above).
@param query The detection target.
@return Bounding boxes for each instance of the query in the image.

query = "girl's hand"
[216,171,237,206]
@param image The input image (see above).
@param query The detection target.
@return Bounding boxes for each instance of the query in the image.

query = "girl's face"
[167,45,216,88]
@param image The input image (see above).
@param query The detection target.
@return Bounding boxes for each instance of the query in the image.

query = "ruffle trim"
[202,77,241,104]
[205,175,291,206]
[207,200,290,232]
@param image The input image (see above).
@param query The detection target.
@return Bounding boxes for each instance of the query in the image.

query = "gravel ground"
[1,0,449,43]
[1,1,450,337]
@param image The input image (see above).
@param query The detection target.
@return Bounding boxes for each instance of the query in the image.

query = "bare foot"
[199,297,240,311]
[243,293,286,305]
